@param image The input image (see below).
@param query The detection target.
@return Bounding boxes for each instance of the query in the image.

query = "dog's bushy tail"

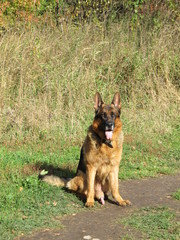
[39,174,68,187]
[39,170,86,193]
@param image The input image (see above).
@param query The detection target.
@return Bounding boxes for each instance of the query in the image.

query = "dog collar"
[103,139,113,148]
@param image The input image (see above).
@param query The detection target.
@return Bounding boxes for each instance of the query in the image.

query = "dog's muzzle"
[105,122,114,140]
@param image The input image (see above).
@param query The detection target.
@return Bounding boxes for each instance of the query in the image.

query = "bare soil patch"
[19,173,180,240]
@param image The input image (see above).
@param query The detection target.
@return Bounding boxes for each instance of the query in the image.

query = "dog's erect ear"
[112,92,121,110]
[94,92,103,111]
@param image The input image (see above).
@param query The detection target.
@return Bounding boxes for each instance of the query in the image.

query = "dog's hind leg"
[66,171,86,194]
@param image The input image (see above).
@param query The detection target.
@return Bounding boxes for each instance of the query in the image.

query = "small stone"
[83,235,92,240]
[166,195,171,199]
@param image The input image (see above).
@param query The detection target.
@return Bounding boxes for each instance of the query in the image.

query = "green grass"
[0,183,83,240]
[172,189,180,201]
[119,125,180,179]
[0,147,84,240]
[0,126,179,239]
[119,207,180,240]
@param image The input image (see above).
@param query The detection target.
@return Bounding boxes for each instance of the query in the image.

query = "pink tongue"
[105,131,113,140]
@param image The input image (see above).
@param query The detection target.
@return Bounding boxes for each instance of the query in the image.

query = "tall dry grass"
[0,20,179,147]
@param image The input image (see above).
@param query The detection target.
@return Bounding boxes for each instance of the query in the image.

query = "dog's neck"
[91,126,113,148]
[103,139,113,148]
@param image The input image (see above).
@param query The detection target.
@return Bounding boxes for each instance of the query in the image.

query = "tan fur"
[42,175,67,187]
[41,93,131,207]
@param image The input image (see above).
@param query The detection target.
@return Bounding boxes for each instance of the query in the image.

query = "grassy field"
[0,125,179,239]
[0,15,180,239]
[0,20,179,146]
[119,206,180,240]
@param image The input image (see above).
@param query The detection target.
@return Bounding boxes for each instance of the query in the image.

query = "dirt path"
[20,173,180,240]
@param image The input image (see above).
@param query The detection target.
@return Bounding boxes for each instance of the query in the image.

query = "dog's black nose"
[107,122,113,127]
[105,122,114,131]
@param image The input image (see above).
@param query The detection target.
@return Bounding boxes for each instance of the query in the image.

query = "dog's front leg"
[85,165,96,207]
[109,167,131,206]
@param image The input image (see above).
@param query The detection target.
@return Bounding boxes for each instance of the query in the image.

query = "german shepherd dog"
[41,92,131,207]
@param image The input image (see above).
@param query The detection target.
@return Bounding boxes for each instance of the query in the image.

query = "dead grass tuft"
[21,163,41,176]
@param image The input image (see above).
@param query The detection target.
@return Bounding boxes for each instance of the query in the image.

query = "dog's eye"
[102,112,107,119]
[111,112,116,119]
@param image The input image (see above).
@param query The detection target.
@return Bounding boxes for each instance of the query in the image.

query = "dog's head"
[92,92,122,141]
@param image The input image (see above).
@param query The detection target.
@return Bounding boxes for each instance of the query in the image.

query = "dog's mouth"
[105,130,113,140]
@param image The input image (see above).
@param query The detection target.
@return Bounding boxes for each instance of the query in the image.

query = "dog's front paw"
[118,199,132,207]
[85,201,94,207]
[125,199,132,206]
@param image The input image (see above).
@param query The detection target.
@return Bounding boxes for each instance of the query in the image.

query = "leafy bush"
[0,0,179,28]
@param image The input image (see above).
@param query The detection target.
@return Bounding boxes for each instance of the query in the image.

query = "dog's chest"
[85,130,123,165]
[97,143,121,164]
[95,142,122,183]
[97,132,123,162]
